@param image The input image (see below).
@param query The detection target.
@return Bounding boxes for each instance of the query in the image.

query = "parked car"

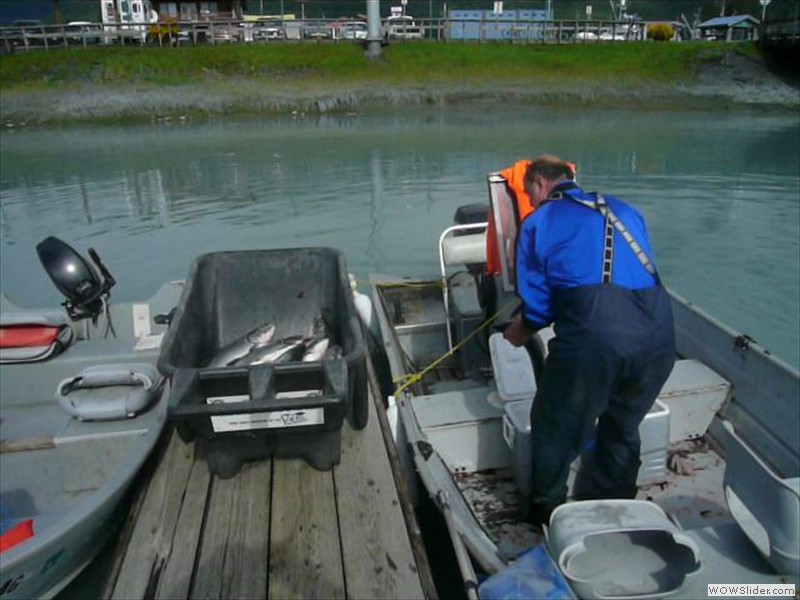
[303,22,334,40]
[339,21,368,41]
[208,23,240,43]
[383,16,424,40]
[574,31,598,41]
[3,19,50,48]
[252,19,285,41]
[599,29,627,41]
[64,21,102,45]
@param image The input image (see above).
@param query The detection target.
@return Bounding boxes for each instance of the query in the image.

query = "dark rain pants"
[528,283,675,508]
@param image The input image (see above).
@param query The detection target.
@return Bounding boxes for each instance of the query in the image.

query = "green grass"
[0,41,761,91]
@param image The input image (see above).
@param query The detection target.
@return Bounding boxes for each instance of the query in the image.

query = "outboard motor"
[36,236,116,322]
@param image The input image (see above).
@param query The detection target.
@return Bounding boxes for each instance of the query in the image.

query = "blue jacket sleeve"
[515,214,553,331]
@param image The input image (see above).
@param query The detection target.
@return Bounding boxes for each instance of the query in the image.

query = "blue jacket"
[516,181,660,331]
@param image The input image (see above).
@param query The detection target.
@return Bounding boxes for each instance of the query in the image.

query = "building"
[100,0,245,27]
[698,15,760,42]
[151,1,245,21]
[446,9,548,42]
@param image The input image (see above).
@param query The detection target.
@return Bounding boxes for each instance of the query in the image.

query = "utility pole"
[759,0,771,22]
[366,0,382,58]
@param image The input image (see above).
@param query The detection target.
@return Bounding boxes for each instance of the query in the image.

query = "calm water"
[1,106,799,370]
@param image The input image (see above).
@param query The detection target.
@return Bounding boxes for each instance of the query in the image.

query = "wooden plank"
[109,429,198,600]
[155,457,211,599]
[336,387,426,600]
[268,458,344,599]
[0,436,55,453]
[100,428,166,600]
[366,355,438,599]
[191,460,271,599]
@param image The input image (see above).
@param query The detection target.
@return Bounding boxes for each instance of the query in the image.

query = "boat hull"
[369,272,800,589]
[0,465,143,599]
[0,283,181,599]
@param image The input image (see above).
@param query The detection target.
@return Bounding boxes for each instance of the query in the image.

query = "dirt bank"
[1,49,797,124]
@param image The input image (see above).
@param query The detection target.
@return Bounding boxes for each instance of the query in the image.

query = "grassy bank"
[1,41,790,123]
[1,41,757,89]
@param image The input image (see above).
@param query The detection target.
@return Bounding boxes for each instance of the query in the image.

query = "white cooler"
[503,397,671,515]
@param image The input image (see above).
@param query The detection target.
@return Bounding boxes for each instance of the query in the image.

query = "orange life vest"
[485,160,576,276]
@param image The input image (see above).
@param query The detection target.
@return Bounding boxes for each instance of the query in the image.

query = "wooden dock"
[99,362,435,599]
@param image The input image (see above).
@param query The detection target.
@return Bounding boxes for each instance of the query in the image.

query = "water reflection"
[1,107,798,367]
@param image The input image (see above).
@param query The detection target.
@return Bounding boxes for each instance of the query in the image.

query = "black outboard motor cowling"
[453,203,490,227]
[36,236,116,321]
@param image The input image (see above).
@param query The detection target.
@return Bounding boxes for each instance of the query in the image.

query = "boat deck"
[453,438,730,560]
[99,362,433,600]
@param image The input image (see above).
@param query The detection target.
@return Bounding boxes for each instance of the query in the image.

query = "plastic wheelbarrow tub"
[545,500,702,600]
[157,248,368,477]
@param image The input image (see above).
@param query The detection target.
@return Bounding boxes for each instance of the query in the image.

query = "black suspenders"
[563,192,658,284]
[596,195,616,283]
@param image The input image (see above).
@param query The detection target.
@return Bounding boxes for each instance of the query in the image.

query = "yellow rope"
[393,300,517,396]
[358,280,443,290]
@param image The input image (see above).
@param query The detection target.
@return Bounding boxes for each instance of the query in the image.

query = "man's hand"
[504,314,533,347]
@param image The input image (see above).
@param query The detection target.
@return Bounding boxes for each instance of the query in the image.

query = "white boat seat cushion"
[441,232,487,266]
[722,419,800,576]
[56,363,162,421]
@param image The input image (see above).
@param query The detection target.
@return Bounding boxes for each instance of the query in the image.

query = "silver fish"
[234,334,306,366]
[302,337,330,362]
[207,322,276,367]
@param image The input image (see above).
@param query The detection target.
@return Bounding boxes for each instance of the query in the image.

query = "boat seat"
[678,522,790,597]
[438,223,488,351]
[0,297,74,364]
[722,419,800,576]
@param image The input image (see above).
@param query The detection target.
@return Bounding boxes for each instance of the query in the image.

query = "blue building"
[446,9,548,42]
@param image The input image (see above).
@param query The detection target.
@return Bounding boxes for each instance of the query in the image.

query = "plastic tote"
[478,544,576,599]
[157,248,368,477]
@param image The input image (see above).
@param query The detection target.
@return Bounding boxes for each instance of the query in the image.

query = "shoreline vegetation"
[1,42,798,124]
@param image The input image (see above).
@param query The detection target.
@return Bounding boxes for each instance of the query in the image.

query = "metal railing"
[1,17,655,53]
[761,18,800,46]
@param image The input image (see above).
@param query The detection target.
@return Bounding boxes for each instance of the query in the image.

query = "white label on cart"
[206,395,324,432]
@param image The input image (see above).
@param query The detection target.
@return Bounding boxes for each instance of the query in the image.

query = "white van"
[339,21,368,41]
[100,0,156,43]
[383,15,424,40]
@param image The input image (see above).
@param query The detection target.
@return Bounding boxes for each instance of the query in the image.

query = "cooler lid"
[489,333,536,402]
